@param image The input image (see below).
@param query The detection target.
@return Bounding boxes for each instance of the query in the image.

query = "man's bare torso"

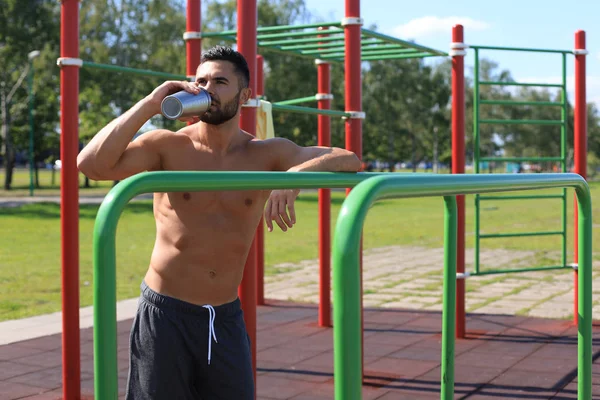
[143,128,273,306]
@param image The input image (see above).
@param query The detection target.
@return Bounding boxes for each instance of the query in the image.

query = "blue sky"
[303,0,600,106]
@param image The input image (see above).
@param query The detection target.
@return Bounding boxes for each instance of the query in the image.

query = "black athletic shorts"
[125,281,254,399]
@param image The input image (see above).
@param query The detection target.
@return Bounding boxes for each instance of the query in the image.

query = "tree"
[0,0,60,189]
[361,56,451,171]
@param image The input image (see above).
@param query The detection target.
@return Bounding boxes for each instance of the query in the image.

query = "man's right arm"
[77,80,201,181]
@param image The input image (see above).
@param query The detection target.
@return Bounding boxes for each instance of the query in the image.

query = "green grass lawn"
[0,168,115,197]
[1,172,599,322]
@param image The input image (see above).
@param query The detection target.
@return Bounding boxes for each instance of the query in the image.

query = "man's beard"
[200,91,241,125]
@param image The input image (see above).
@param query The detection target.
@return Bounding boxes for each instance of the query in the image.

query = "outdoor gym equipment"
[57,1,448,397]
[460,31,588,332]
[91,171,378,400]
[56,0,588,397]
[332,172,592,400]
[90,171,593,400]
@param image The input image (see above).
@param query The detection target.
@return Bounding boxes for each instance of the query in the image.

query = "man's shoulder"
[135,127,189,145]
[248,136,296,148]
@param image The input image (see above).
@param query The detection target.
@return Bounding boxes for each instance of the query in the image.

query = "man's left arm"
[264,138,362,232]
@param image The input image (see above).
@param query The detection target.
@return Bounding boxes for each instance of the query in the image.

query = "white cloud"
[391,16,490,40]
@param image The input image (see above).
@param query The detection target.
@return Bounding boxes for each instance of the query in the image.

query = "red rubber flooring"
[1,300,599,399]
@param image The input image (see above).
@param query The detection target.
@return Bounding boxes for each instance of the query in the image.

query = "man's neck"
[195,117,241,155]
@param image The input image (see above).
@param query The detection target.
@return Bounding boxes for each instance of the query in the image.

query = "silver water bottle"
[160,89,212,120]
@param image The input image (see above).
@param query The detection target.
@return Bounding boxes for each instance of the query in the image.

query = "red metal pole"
[344,0,363,379]
[60,0,81,398]
[236,0,258,389]
[573,30,587,325]
[451,25,466,339]
[186,0,201,79]
[256,54,266,306]
[344,0,362,162]
[317,54,332,327]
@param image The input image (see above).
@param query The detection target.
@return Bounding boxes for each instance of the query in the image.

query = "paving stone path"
[265,245,600,320]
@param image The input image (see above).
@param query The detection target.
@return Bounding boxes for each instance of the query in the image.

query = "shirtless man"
[77,45,361,399]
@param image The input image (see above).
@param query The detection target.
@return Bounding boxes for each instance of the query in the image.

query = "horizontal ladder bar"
[479,81,564,88]
[359,53,439,61]
[257,28,344,40]
[305,45,411,56]
[470,45,572,54]
[478,194,565,200]
[279,39,384,51]
[200,22,342,37]
[256,45,342,64]
[480,119,564,125]
[480,99,563,107]
[361,28,448,56]
[469,265,573,276]
[253,22,343,32]
[259,35,346,46]
[319,48,420,59]
[480,231,564,239]
[480,156,564,163]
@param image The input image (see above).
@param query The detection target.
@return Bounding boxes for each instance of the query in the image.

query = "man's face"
[195,60,246,126]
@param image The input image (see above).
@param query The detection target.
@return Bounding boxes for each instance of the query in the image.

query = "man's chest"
[161,189,269,219]
[160,144,272,173]
[157,142,273,218]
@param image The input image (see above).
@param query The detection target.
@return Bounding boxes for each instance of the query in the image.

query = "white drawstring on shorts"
[202,305,218,365]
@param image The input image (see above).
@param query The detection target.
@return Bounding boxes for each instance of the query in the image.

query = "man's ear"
[241,87,253,105]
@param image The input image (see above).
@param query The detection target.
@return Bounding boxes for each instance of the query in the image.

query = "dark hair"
[200,45,250,89]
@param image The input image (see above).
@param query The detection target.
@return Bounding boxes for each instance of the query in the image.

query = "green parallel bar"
[332,182,457,400]
[469,44,572,54]
[93,172,592,400]
[82,61,187,80]
[480,156,563,162]
[479,194,564,200]
[474,48,481,274]
[480,99,562,107]
[480,119,563,125]
[271,103,350,118]
[92,171,389,400]
[479,80,564,88]
[274,96,317,106]
[480,230,564,239]
[441,196,457,400]
[302,44,407,55]
[200,22,342,37]
[331,173,592,400]
[470,265,573,276]
[258,35,346,46]
[257,28,344,40]
[360,28,448,56]
[280,39,384,51]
